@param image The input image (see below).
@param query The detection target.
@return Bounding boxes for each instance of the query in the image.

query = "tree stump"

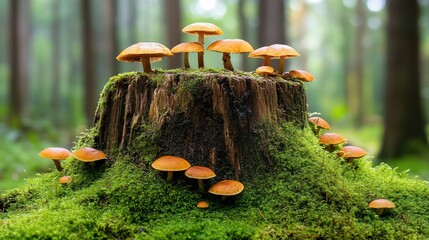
[93,71,307,180]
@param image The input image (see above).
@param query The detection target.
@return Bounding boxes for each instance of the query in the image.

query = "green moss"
[1,73,429,239]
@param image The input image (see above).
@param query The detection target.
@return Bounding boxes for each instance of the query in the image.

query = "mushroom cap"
[207,39,254,54]
[39,147,72,160]
[308,117,331,130]
[116,42,173,62]
[319,133,347,145]
[182,22,224,36]
[171,42,204,53]
[196,201,209,209]
[151,155,191,172]
[284,69,315,82]
[256,66,274,75]
[249,44,300,59]
[209,180,244,196]
[337,146,368,159]
[185,166,216,180]
[73,147,107,162]
[368,199,396,209]
[58,176,72,184]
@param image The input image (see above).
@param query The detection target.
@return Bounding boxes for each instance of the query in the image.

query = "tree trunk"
[353,0,366,128]
[164,0,182,69]
[81,0,97,127]
[103,0,119,76]
[93,72,307,180]
[379,0,427,159]
[52,0,61,127]
[238,0,249,71]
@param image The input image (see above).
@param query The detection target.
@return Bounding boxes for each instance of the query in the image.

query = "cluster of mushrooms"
[38,146,107,185]
[151,155,244,209]
[309,116,396,215]
[116,22,315,82]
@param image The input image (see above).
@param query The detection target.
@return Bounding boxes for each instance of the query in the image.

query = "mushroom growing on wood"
[209,180,244,200]
[319,133,347,152]
[182,22,223,68]
[308,116,331,136]
[249,44,300,74]
[39,147,72,171]
[73,147,107,166]
[337,146,368,162]
[116,42,173,73]
[171,42,204,69]
[283,69,315,82]
[256,66,274,77]
[185,166,216,191]
[368,199,396,215]
[249,46,272,66]
[151,155,191,181]
[207,39,254,71]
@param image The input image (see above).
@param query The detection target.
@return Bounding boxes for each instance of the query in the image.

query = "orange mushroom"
[249,44,300,74]
[182,22,223,68]
[368,199,396,215]
[58,176,72,185]
[39,147,72,171]
[337,146,368,162]
[73,147,107,166]
[308,116,331,136]
[208,180,244,200]
[255,66,274,77]
[196,201,209,209]
[185,166,216,191]
[171,42,204,69]
[283,69,315,82]
[116,42,173,73]
[319,133,347,152]
[207,39,254,71]
[249,46,272,66]
[151,155,191,181]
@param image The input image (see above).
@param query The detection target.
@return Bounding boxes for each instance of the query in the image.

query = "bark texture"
[94,72,307,180]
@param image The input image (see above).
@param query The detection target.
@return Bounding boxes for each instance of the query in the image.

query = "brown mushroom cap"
[182,22,224,36]
[171,42,204,53]
[116,42,173,62]
[207,39,254,54]
[73,147,107,162]
[319,133,347,145]
[368,199,396,209]
[185,166,216,180]
[196,201,209,209]
[256,66,274,76]
[151,155,191,172]
[284,70,315,82]
[39,147,72,160]
[209,180,244,196]
[308,117,331,130]
[58,176,72,185]
[337,146,368,159]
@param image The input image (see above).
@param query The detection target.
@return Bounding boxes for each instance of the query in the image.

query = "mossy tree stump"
[93,70,307,180]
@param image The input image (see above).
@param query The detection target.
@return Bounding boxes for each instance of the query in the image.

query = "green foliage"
[1,119,429,239]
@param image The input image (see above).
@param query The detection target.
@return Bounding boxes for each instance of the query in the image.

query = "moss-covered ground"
[1,71,429,239]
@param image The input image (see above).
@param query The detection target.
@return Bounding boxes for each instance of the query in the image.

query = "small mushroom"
[116,42,173,73]
[151,155,191,181]
[58,176,72,185]
[207,39,254,71]
[185,166,216,191]
[319,133,347,152]
[182,22,223,68]
[196,201,209,209]
[39,147,72,171]
[171,42,204,69]
[73,147,107,167]
[308,116,331,136]
[249,44,300,74]
[209,180,244,200]
[368,199,396,215]
[249,46,272,66]
[283,69,315,82]
[337,146,368,162]
[255,66,274,77]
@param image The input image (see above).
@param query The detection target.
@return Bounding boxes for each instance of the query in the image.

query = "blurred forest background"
[1,0,428,192]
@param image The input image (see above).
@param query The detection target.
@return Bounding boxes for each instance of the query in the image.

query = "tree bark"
[93,72,307,180]
[103,0,119,76]
[379,0,427,159]
[164,0,182,69]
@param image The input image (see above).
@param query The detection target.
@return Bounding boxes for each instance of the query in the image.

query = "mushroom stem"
[377,208,384,216]
[166,171,174,181]
[278,57,285,74]
[141,57,152,73]
[263,57,271,66]
[222,53,234,71]
[197,33,205,68]
[52,160,62,171]
[197,179,204,192]
[184,52,190,69]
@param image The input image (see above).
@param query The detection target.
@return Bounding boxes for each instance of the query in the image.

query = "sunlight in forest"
[192,0,227,19]
[367,0,385,12]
